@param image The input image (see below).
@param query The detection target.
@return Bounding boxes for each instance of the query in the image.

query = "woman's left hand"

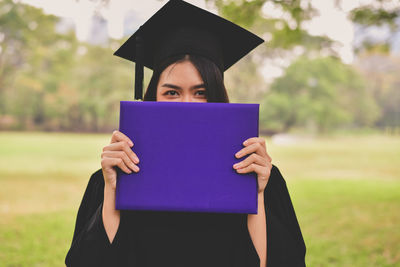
[233,137,272,194]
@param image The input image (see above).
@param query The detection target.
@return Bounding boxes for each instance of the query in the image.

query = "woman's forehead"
[159,61,203,84]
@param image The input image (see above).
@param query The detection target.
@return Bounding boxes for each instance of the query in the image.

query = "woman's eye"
[165,90,178,96]
[195,90,206,96]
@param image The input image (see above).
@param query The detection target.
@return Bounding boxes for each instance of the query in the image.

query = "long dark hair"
[143,54,229,103]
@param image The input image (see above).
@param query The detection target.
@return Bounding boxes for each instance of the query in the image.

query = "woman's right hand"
[101,130,140,190]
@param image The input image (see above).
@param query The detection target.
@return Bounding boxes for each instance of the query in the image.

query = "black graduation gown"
[65,165,306,267]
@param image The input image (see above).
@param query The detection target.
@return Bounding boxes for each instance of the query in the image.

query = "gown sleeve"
[264,164,306,267]
[65,169,123,267]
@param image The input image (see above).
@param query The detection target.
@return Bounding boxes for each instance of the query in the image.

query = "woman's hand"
[101,130,140,190]
[101,130,139,243]
[233,137,272,194]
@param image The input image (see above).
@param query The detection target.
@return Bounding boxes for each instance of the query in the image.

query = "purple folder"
[116,101,259,214]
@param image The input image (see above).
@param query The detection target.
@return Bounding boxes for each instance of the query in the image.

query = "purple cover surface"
[116,101,259,214]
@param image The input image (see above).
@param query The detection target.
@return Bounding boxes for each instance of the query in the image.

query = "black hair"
[143,54,229,103]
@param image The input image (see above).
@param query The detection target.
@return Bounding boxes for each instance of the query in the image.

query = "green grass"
[0,132,107,267]
[0,131,399,266]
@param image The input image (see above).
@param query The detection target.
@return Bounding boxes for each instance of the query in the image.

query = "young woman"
[65,1,306,266]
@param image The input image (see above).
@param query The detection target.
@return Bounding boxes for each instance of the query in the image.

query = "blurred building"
[123,9,142,37]
[88,15,109,45]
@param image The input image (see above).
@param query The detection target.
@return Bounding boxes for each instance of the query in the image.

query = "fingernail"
[134,166,140,172]
[133,158,139,164]
[233,163,239,169]
[243,140,248,145]
[235,152,241,158]
[129,141,134,147]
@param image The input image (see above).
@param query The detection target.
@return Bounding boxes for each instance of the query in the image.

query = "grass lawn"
[0,131,399,266]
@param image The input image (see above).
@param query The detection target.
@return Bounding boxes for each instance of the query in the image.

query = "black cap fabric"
[114,0,264,100]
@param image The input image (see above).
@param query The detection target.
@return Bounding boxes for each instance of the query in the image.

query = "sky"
[20,0,209,40]
[19,0,380,81]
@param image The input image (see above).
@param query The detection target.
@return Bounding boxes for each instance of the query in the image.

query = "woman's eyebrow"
[161,83,182,90]
[191,84,206,89]
[161,83,206,90]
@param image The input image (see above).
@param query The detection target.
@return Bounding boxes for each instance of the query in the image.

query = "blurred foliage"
[0,0,58,114]
[225,56,267,103]
[355,52,400,129]
[260,56,380,133]
[351,7,399,28]
[350,0,399,29]
[349,0,400,54]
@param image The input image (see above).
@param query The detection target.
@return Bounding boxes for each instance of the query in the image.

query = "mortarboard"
[113,0,264,100]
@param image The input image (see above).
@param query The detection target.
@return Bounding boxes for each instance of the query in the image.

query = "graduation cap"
[114,0,264,100]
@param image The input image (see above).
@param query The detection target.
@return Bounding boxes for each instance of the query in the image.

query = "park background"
[0,0,399,266]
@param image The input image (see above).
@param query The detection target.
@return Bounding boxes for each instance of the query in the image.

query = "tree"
[0,0,59,116]
[0,0,136,132]
[260,56,380,133]
[355,52,400,130]
[350,0,400,51]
